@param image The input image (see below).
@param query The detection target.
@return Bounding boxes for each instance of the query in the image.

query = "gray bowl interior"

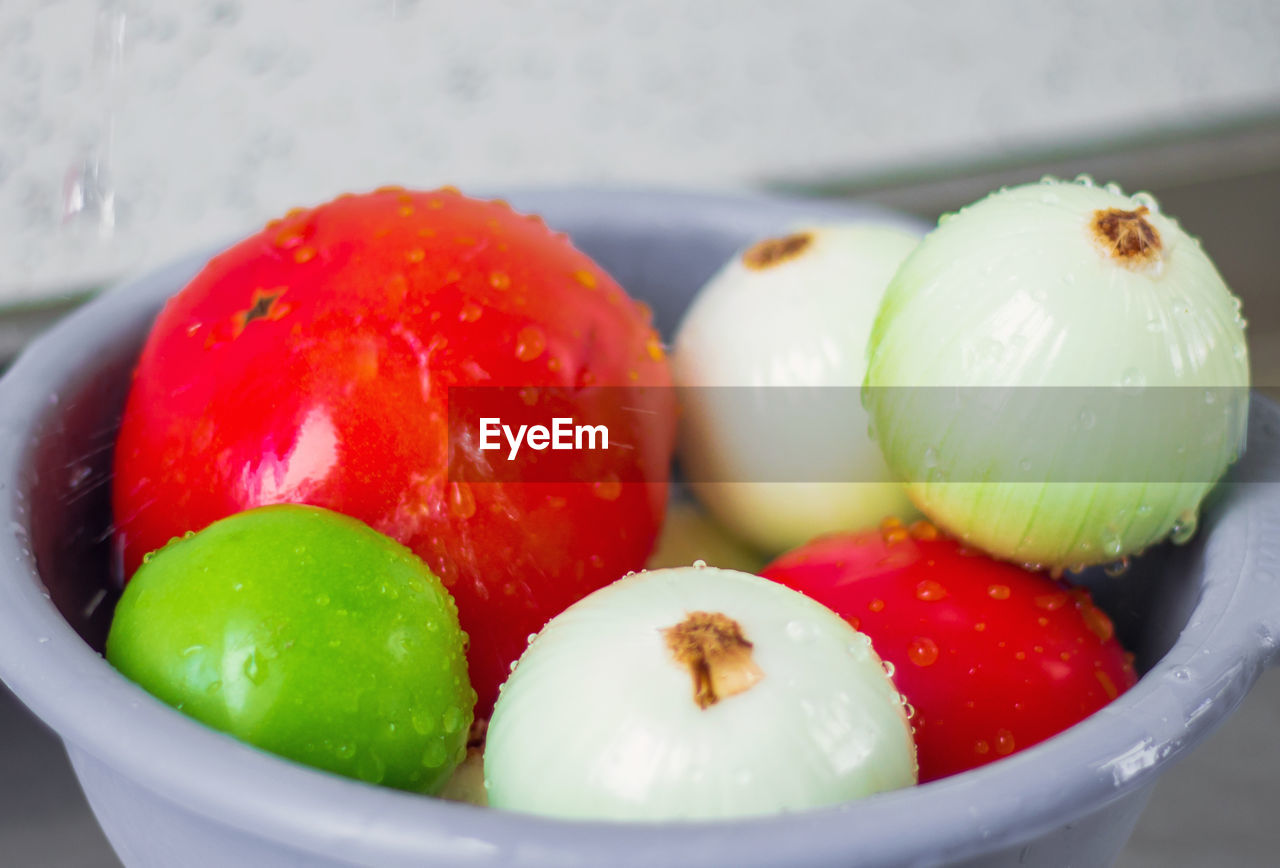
[2,188,1279,867]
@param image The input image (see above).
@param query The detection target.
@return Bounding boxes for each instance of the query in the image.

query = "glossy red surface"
[762,520,1138,782]
[112,188,676,715]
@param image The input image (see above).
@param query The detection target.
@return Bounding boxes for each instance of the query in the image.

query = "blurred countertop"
[1,141,1278,867]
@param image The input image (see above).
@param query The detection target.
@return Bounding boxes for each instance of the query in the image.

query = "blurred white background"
[4,3,1280,867]
[3,0,1280,303]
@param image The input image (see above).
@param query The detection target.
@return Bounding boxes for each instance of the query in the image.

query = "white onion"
[483,565,916,820]
[864,177,1250,570]
[673,224,923,554]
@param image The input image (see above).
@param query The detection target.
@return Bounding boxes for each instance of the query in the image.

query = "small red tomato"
[761,519,1137,782]
[112,187,675,717]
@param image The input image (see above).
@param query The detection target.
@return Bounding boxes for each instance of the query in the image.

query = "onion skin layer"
[864,179,1249,570]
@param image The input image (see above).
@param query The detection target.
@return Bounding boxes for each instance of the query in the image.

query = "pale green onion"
[864,177,1250,571]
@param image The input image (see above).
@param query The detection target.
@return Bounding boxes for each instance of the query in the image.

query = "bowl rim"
[1,186,1278,867]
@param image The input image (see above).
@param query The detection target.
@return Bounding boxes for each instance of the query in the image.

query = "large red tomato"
[761,519,1138,782]
[112,187,676,716]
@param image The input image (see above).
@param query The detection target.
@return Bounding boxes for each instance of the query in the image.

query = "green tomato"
[106,504,475,793]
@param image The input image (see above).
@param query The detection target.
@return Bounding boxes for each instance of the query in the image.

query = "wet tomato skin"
[761,521,1138,782]
[112,187,676,717]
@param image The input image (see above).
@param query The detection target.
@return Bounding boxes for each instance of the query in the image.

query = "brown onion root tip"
[1092,206,1162,265]
[663,611,764,709]
[742,232,813,270]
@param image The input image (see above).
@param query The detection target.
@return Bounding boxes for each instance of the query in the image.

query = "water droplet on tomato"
[1095,670,1119,699]
[987,584,1011,601]
[1034,592,1067,611]
[489,271,511,290]
[907,637,940,667]
[593,474,622,501]
[449,481,477,519]
[994,729,1016,755]
[908,520,938,541]
[1077,601,1115,643]
[915,580,947,601]
[459,302,483,323]
[514,326,546,361]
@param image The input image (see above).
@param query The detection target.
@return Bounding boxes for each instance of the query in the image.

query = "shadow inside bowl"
[26,332,142,651]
